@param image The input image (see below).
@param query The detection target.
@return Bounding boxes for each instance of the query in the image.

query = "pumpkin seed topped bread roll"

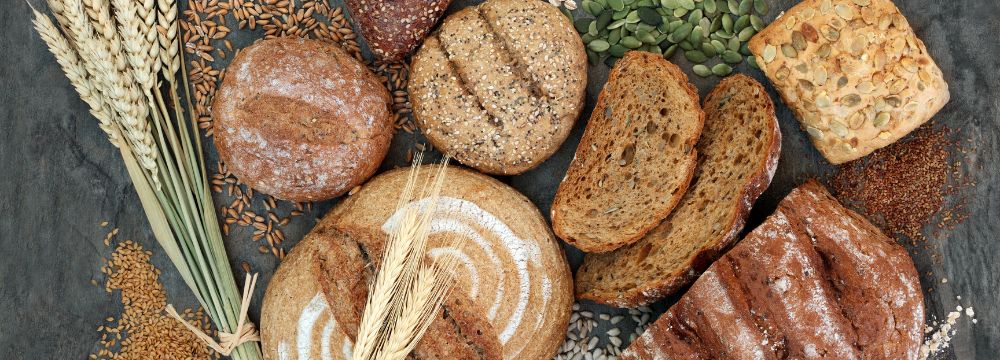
[551,51,704,253]
[749,0,949,164]
[409,0,587,175]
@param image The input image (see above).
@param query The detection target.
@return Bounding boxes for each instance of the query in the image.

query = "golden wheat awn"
[352,160,457,360]
[31,1,261,359]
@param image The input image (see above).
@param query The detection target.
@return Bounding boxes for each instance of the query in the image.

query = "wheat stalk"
[32,7,120,145]
[352,160,456,360]
[155,0,179,82]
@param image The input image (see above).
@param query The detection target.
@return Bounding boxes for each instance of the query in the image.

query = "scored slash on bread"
[343,0,452,62]
[620,181,925,359]
[409,0,587,175]
[575,74,782,307]
[551,51,704,253]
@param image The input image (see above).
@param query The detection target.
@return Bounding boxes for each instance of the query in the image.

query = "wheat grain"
[157,0,181,81]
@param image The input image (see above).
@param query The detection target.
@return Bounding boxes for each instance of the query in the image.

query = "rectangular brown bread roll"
[749,0,949,164]
[621,180,925,360]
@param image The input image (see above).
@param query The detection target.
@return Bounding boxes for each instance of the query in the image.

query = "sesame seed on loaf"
[551,51,704,253]
[410,0,587,175]
[575,74,782,307]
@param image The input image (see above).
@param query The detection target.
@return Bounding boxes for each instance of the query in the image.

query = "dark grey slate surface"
[1,0,998,358]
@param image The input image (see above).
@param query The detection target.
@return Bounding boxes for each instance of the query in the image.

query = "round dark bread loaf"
[261,165,574,360]
[212,38,392,202]
[409,0,587,175]
[343,0,452,62]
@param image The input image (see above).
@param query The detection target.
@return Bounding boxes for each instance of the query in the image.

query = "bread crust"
[575,74,782,307]
[212,38,393,202]
[409,0,587,175]
[621,180,924,360]
[748,0,949,164]
[343,0,452,62]
[551,51,704,253]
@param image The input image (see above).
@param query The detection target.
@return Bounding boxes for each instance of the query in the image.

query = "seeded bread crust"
[621,181,924,360]
[748,0,949,164]
[324,166,574,360]
[409,0,587,175]
[551,52,703,253]
[575,75,781,307]
[213,38,393,202]
[343,0,452,62]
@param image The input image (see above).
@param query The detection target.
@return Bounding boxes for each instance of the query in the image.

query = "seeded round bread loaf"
[576,75,781,307]
[213,38,393,202]
[621,181,924,359]
[261,165,574,360]
[551,51,703,253]
[409,0,587,175]
[343,0,452,62]
[748,0,949,164]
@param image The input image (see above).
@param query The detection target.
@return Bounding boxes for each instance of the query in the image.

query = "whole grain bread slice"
[575,74,782,306]
[550,51,704,253]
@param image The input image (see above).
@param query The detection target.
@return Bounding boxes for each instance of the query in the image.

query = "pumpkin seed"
[885,95,902,107]
[781,44,797,58]
[626,10,641,23]
[835,4,853,20]
[587,49,600,64]
[638,7,663,24]
[750,14,763,31]
[842,94,862,107]
[663,43,679,57]
[700,17,712,35]
[873,112,890,127]
[761,44,776,62]
[574,18,591,33]
[582,33,597,43]
[727,37,740,52]
[678,0,696,10]
[704,0,717,15]
[613,9,630,19]
[608,30,622,44]
[711,39,726,53]
[597,10,614,29]
[734,15,750,32]
[608,19,627,29]
[722,13,734,33]
[791,31,806,51]
[815,92,832,107]
[609,44,628,57]
[608,0,626,11]
[679,40,695,50]
[702,41,718,57]
[753,0,768,14]
[837,76,849,88]
[712,63,733,76]
[722,49,742,63]
[830,121,849,137]
[817,43,832,58]
[806,126,824,139]
[727,0,739,14]
[672,23,694,40]
[710,15,723,32]
[589,39,611,52]
[688,9,703,25]
[857,81,874,94]
[689,26,704,43]
[775,66,790,80]
[740,42,751,55]
[673,8,688,17]
[693,64,712,77]
[621,36,643,48]
[684,50,708,62]
[747,55,759,69]
[737,0,751,15]
[737,27,756,41]
[662,0,680,9]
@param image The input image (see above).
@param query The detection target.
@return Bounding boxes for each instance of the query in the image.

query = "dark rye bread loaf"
[551,52,702,253]
[576,75,781,306]
[409,0,587,175]
[343,0,452,62]
[260,224,501,360]
[621,181,925,360]
[213,38,392,202]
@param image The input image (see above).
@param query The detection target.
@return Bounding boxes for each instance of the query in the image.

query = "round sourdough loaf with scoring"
[261,165,574,360]
[409,0,587,175]
[212,38,392,202]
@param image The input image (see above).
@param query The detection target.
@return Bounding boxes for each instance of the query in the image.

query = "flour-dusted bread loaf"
[261,166,574,360]
[213,38,393,202]
[621,180,925,360]
[343,0,452,62]
[749,0,949,164]
[576,75,781,307]
[409,0,587,175]
[551,52,703,253]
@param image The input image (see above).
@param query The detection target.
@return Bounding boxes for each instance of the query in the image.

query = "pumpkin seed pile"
[568,0,770,77]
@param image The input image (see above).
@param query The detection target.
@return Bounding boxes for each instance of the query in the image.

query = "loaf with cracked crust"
[409,0,587,175]
[749,0,949,164]
[551,51,703,253]
[575,75,781,307]
[261,165,574,360]
[621,180,924,360]
[213,38,393,202]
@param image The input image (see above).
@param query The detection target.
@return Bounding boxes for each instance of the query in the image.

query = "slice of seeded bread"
[575,74,782,307]
[550,51,704,253]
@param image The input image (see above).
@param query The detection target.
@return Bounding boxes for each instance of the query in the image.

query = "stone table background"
[1,0,998,358]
